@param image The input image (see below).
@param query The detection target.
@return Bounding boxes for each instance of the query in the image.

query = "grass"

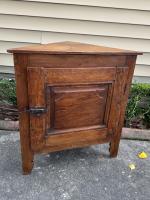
[0,78,17,105]
[125,83,150,129]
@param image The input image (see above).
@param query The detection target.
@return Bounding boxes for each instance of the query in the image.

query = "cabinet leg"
[19,128,34,175]
[21,150,34,175]
[109,140,120,158]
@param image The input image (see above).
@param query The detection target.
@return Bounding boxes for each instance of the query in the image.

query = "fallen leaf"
[128,164,136,170]
[138,151,148,159]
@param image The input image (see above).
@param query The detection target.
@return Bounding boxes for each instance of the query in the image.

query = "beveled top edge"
[7,41,143,55]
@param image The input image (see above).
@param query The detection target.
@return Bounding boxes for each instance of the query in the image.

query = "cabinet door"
[27,67,117,152]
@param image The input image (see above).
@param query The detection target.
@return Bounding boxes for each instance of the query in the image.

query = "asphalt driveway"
[0,131,150,200]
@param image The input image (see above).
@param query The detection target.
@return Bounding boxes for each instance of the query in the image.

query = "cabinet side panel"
[109,55,137,156]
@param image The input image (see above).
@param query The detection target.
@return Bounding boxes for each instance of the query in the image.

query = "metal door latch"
[23,107,47,116]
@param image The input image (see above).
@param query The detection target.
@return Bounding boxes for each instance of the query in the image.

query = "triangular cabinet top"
[7,41,142,55]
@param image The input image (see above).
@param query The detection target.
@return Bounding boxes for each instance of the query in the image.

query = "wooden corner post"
[109,55,137,157]
[14,54,34,175]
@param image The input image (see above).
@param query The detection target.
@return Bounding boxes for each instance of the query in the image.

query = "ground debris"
[138,151,148,159]
[128,163,136,170]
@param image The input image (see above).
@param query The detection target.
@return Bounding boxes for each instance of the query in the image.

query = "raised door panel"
[47,84,109,131]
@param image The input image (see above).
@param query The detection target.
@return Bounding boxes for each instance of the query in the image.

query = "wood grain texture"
[27,67,46,151]
[44,67,116,84]
[7,41,142,55]
[48,84,108,130]
[108,66,128,157]
[14,54,34,174]
[109,56,137,157]
[28,54,127,68]
[42,128,111,154]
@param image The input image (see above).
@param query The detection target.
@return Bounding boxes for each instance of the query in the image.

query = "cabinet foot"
[109,141,119,158]
[22,159,34,175]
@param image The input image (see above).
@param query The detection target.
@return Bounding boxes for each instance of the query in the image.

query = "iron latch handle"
[21,107,47,116]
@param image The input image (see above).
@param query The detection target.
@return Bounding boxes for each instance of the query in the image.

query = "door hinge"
[24,107,47,116]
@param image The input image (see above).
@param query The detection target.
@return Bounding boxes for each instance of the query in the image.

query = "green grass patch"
[125,83,150,129]
[0,78,17,106]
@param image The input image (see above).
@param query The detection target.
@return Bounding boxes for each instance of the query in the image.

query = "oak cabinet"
[8,41,142,174]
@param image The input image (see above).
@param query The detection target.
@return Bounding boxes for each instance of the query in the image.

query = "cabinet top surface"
[7,41,142,55]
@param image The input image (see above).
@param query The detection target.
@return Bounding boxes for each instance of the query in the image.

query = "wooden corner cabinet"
[8,41,142,174]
